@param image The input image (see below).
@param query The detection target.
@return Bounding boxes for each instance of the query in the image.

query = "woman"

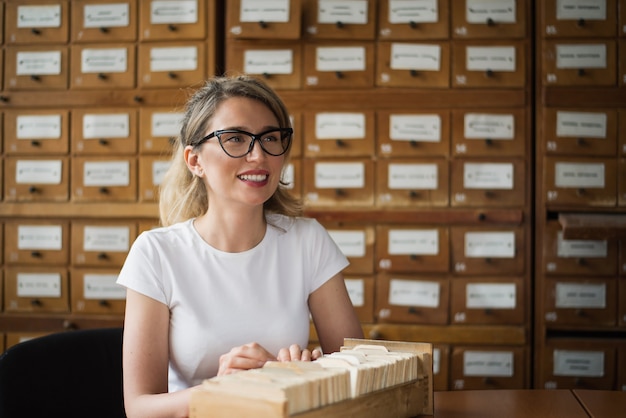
[117,75,363,418]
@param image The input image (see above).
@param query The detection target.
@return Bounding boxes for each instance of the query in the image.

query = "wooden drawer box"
[5,1,69,44]
[70,44,136,89]
[3,110,69,155]
[302,0,376,40]
[70,268,126,315]
[450,277,525,325]
[71,157,137,202]
[541,40,617,86]
[71,108,138,155]
[139,155,171,202]
[540,0,618,38]
[376,110,450,158]
[4,267,70,313]
[377,0,449,40]
[70,221,137,267]
[303,111,375,157]
[139,0,206,41]
[4,220,69,266]
[375,41,451,88]
[139,107,182,154]
[303,42,375,89]
[451,0,527,39]
[226,0,301,39]
[71,0,138,43]
[452,41,527,88]
[376,225,450,273]
[303,158,374,208]
[4,45,69,90]
[344,275,375,323]
[451,346,526,390]
[4,156,70,202]
[324,223,375,274]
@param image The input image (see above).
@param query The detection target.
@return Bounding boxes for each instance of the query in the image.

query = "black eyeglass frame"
[193,127,293,158]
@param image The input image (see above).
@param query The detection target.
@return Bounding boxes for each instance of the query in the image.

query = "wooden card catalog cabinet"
[3,110,69,155]
[375,274,450,325]
[4,46,69,90]
[377,0,449,40]
[451,0,526,39]
[71,109,138,155]
[343,276,375,322]
[451,346,526,390]
[302,0,376,40]
[450,278,525,325]
[71,157,137,202]
[324,224,375,274]
[4,221,69,266]
[375,225,449,273]
[139,155,171,202]
[281,159,302,200]
[542,109,617,156]
[541,40,617,86]
[543,278,617,326]
[303,42,375,89]
[70,268,126,315]
[71,0,138,42]
[138,42,206,88]
[376,111,450,158]
[4,156,69,202]
[375,41,450,88]
[452,41,527,88]
[226,0,301,39]
[542,342,616,389]
[303,159,374,207]
[4,267,69,313]
[5,2,69,44]
[139,107,182,154]
[70,221,137,267]
[451,109,526,157]
[70,44,136,89]
[139,0,206,40]
[303,111,375,157]
[541,0,617,38]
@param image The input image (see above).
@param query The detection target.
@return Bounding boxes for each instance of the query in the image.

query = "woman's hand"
[277,344,322,362]
[217,342,278,376]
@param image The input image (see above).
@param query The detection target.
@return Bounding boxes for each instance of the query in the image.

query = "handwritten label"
[553,350,604,377]
[17,273,62,298]
[314,162,364,188]
[17,115,61,139]
[466,46,516,71]
[556,111,607,138]
[556,0,606,20]
[240,0,290,22]
[83,113,130,139]
[464,113,514,140]
[17,5,62,28]
[83,4,130,28]
[318,0,368,24]
[316,47,366,72]
[81,48,127,73]
[390,43,440,71]
[554,162,605,188]
[466,283,516,309]
[388,163,438,190]
[463,162,514,189]
[150,0,198,24]
[244,49,293,75]
[555,282,606,308]
[556,44,607,69]
[557,232,607,258]
[466,0,516,23]
[388,229,439,255]
[17,225,63,250]
[16,160,62,184]
[465,231,515,258]
[315,113,366,139]
[464,351,514,377]
[84,274,126,300]
[83,161,130,187]
[389,279,440,308]
[150,46,198,72]
[344,278,365,307]
[389,114,441,142]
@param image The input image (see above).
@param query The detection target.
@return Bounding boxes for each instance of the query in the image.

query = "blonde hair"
[159,75,302,226]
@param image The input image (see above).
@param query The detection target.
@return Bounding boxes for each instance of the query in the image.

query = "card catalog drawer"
[344,275,375,323]
[450,159,526,207]
[71,0,138,42]
[4,156,69,202]
[543,157,617,207]
[543,278,617,327]
[302,0,376,40]
[5,1,69,44]
[619,158,626,206]
[451,278,525,325]
[303,42,376,89]
[70,268,126,315]
[281,159,302,200]
[139,155,171,202]
[542,220,618,276]
[452,40,527,88]
[303,110,375,157]
[542,108,617,156]
[4,220,69,266]
[4,267,69,313]
[70,44,136,89]
[71,108,138,155]
[451,0,527,39]
[70,221,137,267]
[450,226,525,276]
[377,0,449,40]
[71,157,137,202]
[3,109,69,155]
[451,346,526,390]
[226,40,302,90]
[376,225,450,273]
[376,41,450,88]
[323,223,375,274]
[376,158,449,208]
[541,0,618,38]
[375,274,450,325]
[138,42,206,88]
[542,40,617,86]
[139,0,206,40]
[433,345,450,391]
[226,0,301,39]
[303,158,374,207]
[376,110,450,157]
[451,109,526,157]
[4,45,69,90]
[139,107,182,154]
[620,281,626,327]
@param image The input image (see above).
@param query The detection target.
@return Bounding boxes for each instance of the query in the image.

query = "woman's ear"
[184,146,204,177]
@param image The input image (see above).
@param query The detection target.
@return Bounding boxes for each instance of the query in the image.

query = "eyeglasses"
[193,128,293,158]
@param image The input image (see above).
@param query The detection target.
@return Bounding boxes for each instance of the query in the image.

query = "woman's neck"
[193,205,267,253]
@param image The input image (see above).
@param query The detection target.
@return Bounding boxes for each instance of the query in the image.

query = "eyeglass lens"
[218,130,290,157]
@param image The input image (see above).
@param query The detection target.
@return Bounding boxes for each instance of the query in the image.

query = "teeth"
[238,174,268,182]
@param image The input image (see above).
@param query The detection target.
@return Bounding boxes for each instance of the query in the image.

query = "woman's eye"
[263,134,279,142]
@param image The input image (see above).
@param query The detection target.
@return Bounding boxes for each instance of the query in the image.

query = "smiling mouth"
[238,174,269,182]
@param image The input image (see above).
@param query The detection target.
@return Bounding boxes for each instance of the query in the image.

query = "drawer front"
[226,0,302,39]
[3,110,69,155]
[542,40,617,86]
[70,268,126,315]
[4,221,69,266]
[4,46,69,90]
[303,42,376,89]
[304,110,375,157]
[542,342,617,390]
[138,42,206,88]
[139,107,182,154]
[323,223,375,274]
[376,110,450,157]
[451,346,526,390]
[344,275,375,323]
[302,0,376,40]
[71,108,138,155]
[70,44,136,89]
[139,0,206,40]
[71,157,138,202]
[71,0,138,42]
[433,345,451,391]
[376,225,449,273]
[139,155,171,202]
[4,156,70,202]
[70,221,138,267]
[303,158,375,207]
[541,0,618,38]
[451,0,527,39]
[4,267,70,313]
[377,0,450,40]
[5,1,69,44]
[450,277,525,325]
[375,41,451,88]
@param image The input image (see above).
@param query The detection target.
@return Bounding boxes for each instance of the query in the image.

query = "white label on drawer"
[328,230,366,257]
[388,163,438,190]
[464,351,514,377]
[244,49,293,75]
[17,225,63,250]
[556,0,606,20]
[281,163,294,189]
[390,43,441,71]
[556,44,607,69]
[83,114,130,139]
[463,163,514,189]
[17,273,62,298]
[465,231,515,258]
[83,226,130,252]
[318,0,368,24]
[84,274,126,300]
[152,161,171,186]
[388,229,439,255]
[553,350,604,377]
[466,47,516,72]
[466,0,517,23]
[315,113,366,139]
[17,5,62,28]
[555,282,606,308]
[433,347,441,374]
[556,111,607,138]
[389,279,440,308]
[314,162,364,188]
[467,283,516,309]
[16,160,62,184]
[557,232,608,258]
[150,46,198,72]
[316,47,366,72]
[16,51,62,75]
[464,113,514,140]
[390,114,441,142]
[81,48,128,73]
[388,0,438,23]
[150,0,198,24]
[17,115,62,139]
[240,0,290,22]
[84,4,130,28]
[152,112,184,137]
[554,162,605,188]
[83,161,130,187]
[344,278,365,307]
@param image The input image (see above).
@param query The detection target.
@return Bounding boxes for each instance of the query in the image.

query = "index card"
[390,43,441,71]
[466,46,516,72]
[464,351,514,376]
[345,278,365,307]
[464,113,514,140]
[466,0,517,23]
[16,160,62,184]
[554,162,605,188]
[315,113,365,139]
[16,115,62,139]
[16,51,62,75]
[244,49,293,75]
[388,229,439,255]
[152,112,184,137]
[314,162,365,188]
[318,0,368,24]
[84,274,126,300]
[389,114,441,142]
[17,225,63,250]
[81,48,128,73]
[83,161,130,187]
[152,161,171,186]
[240,0,290,22]
[316,47,366,72]
[556,0,607,20]
[556,44,607,69]
[83,113,130,139]
[389,279,440,308]
[83,226,130,252]
[17,5,62,28]
[328,230,367,257]
[17,273,62,298]
[84,3,130,28]
[557,232,607,258]
[553,350,604,377]
[556,111,607,138]
[465,231,515,258]
[388,0,438,23]
[466,283,516,309]
[555,282,606,309]
[463,162,514,189]
[150,0,198,24]
[150,46,198,72]
[388,163,438,190]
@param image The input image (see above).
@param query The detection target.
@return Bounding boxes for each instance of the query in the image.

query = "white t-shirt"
[116,213,348,392]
